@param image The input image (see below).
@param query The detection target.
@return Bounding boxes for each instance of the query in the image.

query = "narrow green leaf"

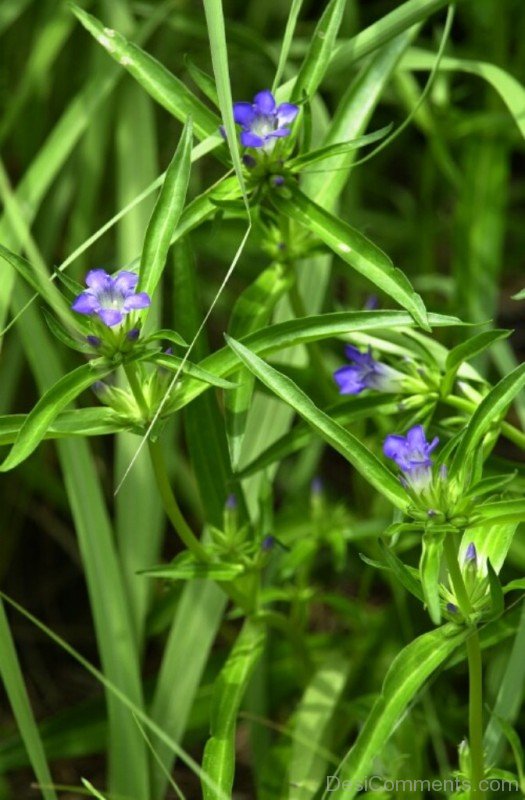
[0,243,68,321]
[172,311,462,412]
[470,500,525,527]
[461,522,518,575]
[70,4,221,140]
[292,0,346,102]
[202,618,266,800]
[226,262,293,468]
[0,408,127,445]
[139,119,193,299]
[0,591,229,799]
[202,0,247,199]
[272,0,304,93]
[0,603,58,800]
[42,309,91,353]
[141,552,244,581]
[237,395,400,478]
[487,560,505,619]
[289,653,350,800]
[379,541,424,603]
[322,626,469,799]
[0,362,113,472]
[420,532,444,624]
[401,47,525,141]
[288,125,393,171]
[329,0,457,73]
[150,579,226,800]
[146,329,188,348]
[450,364,525,478]
[272,185,429,329]
[225,336,409,509]
[149,351,235,389]
[485,602,525,766]
[445,329,511,373]
[184,55,219,107]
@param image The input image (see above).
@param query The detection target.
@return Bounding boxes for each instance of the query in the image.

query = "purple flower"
[225,494,238,510]
[383,425,439,492]
[71,269,151,327]
[465,542,477,564]
[333,346,403,395]
[233,90,299,150]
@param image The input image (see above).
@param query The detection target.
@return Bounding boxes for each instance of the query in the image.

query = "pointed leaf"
[272,185,429,328]
[450,364,525,478]
[288,124,393,171]
[225,336,409,509]
[70,5,220,139]
[420,531,444,624]
[0,362,113,471]
[324,625,469,799]
[139,120,193,298]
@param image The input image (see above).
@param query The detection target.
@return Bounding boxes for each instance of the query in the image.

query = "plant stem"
[148,440,253,613]
[148,439,209,563]
[443,535,485,800]
[124,362,150,419]
[466,631,485,800]
[124,360,257,614]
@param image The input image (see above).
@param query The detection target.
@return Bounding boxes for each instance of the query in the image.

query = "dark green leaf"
[225,336,409,509]
[139,120,193,298]
[272,185,429,329]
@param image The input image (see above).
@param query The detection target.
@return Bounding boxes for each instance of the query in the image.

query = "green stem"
[148,440,209,563]
[124,362,150,419]
[124,361,257,614]
[148,440,253,613]
[444,395,525,450]
[443,535,485,800]
[466,632,485,800]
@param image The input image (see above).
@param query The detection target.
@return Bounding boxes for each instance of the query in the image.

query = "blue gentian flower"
[383,425,439,492]
[233,90,299,150]
[465,542,477,564]
[72,269,151,327]
[334,346,404,395]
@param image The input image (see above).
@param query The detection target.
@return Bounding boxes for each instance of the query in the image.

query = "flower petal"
[333,366,365,395]
[253,89,276,114]
[97,308,123,327]
[85,269,110,291]
[276,102,299,125]
[233,102,256,126]
[114,270,139,294]
[240,130,264,148]
[406,424,427,450]
[123,292,151,311]
[344,345,371,366]
[71,292,99,314]
[383,434,407,462]
[267,127,291,138]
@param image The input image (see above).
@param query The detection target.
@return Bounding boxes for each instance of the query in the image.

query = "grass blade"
[0,602,58,800]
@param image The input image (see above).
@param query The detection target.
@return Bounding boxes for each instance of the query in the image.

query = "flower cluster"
[333,346,404,395]
[72,269,150,327]
[232,90,299,152]
[71,269,151,357]
[383,425,439,493]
